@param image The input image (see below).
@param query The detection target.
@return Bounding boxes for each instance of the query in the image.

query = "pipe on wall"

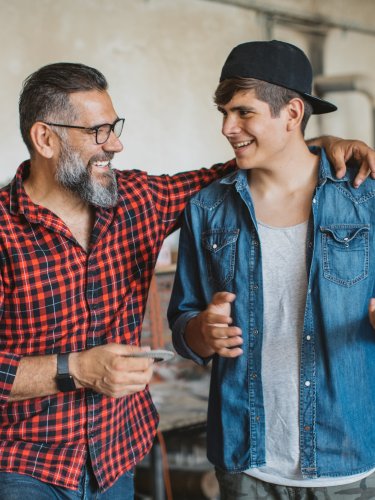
[314,74,375,147]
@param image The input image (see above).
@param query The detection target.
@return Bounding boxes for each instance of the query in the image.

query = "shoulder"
[0,183,12,216]
[189,171,239,210]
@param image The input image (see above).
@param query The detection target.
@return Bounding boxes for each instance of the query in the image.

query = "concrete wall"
[1,0,374,186]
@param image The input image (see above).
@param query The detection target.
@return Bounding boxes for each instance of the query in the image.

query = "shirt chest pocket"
[320,224,369,287]
[202,229,239,288]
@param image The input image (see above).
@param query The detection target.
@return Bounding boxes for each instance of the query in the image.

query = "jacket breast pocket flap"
[202,229,239,287]
[320,224,369,287]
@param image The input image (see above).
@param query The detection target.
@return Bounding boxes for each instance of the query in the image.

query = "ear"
[285,98,304,132]
[29,122,58,159]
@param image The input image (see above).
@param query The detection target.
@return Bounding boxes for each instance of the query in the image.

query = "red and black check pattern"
[0,160,235,491]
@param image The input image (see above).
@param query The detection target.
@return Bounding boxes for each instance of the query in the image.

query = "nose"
[103,131,123,153]
[222,114,241,138]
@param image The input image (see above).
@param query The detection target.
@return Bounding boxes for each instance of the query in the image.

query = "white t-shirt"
[246,221,374,487]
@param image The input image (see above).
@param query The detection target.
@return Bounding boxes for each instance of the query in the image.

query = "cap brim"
[302,93,337,115]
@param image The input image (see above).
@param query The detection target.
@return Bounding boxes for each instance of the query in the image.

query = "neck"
[248,141,318,194]
[248,141,319,228]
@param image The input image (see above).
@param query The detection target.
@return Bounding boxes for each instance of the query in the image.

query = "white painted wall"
[1,0,374,187]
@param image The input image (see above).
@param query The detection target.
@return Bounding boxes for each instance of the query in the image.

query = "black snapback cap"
[220,40,337,115]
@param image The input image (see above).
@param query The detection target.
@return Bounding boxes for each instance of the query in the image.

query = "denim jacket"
[168,149,375,478]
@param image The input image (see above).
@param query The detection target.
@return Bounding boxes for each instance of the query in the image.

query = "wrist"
[185,314,215,358]
[56,353,76,393]
[68,352,83,389]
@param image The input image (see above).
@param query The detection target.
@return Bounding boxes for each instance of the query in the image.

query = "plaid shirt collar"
[9,160,116,248]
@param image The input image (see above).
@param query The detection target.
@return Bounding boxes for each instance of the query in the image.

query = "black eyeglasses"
[43,117,125,145]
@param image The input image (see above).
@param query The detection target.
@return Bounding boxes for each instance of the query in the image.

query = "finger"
[330,150,347,179]
[208,326,242,339]
[369,298,375,329]
[216,346,243,358]
[118,356,154,371]
[211,291,236,306]
[212,335,243,350]
[205,311,234,325]
[353,163,370,188]
[112,384,149,398]
[367,150,375,179]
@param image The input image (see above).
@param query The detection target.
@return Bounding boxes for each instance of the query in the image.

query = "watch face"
[57,375,76,392]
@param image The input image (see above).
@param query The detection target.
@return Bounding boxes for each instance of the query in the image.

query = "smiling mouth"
[232,140,253,149]
[91,160,111,169]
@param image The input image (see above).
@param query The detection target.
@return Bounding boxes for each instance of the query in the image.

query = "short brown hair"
[214,77,313,134]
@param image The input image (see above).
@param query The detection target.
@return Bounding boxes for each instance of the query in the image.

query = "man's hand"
[309,136,375,187]
[369,298,375,330]
[185,292,243,358]
[70,344,154,398]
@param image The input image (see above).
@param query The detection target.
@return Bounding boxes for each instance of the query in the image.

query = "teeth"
[93,161,109,167]
[234,141,252,149]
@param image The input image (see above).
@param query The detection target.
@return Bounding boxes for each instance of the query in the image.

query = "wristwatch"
[56,353,76,392]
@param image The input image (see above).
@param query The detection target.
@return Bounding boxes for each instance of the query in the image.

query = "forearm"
[9,344,154,402]
[9,354,58,402]
[306,135,339,148]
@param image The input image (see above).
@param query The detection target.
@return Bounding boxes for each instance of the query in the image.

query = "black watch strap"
[56,353,76,392]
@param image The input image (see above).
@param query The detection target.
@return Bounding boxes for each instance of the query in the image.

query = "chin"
[236,161,256,170]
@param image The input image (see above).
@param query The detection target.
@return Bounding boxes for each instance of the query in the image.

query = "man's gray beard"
[55,141,118,208]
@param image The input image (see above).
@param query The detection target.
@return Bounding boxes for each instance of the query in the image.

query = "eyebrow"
[89,117,120,129]
[217,105,256,113]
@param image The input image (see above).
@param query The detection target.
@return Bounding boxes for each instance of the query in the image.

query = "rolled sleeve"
[0,352,21,407]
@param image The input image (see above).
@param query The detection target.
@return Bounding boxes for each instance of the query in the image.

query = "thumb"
[208,291,236,315]
[211,291,236,306]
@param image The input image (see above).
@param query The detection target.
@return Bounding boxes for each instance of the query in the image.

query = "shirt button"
[306,335,311,341]
[312,198,317,204]
[212,243,218,249]
[304,425,311,431]
[305,381,311,387]
[252,373,257,379]
[253,329,259,336]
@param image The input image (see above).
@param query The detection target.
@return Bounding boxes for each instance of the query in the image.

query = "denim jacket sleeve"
[167,203,212,366]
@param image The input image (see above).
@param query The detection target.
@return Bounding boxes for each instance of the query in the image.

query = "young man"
[168,40,375,499]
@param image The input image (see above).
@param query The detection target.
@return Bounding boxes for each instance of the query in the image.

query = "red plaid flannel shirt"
[0,160,235,491]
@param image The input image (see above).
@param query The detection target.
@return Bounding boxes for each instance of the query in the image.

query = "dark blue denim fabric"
[0,464,134,500]
[168,148,375,479]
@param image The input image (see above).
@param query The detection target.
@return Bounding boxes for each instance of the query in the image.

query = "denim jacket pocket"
[202,229,239,288]
[320,224,369,287]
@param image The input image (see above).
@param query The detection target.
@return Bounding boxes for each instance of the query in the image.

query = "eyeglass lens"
[96,119,124,144]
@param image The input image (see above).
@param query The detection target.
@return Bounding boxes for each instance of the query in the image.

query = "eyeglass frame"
[42,117,125,145]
